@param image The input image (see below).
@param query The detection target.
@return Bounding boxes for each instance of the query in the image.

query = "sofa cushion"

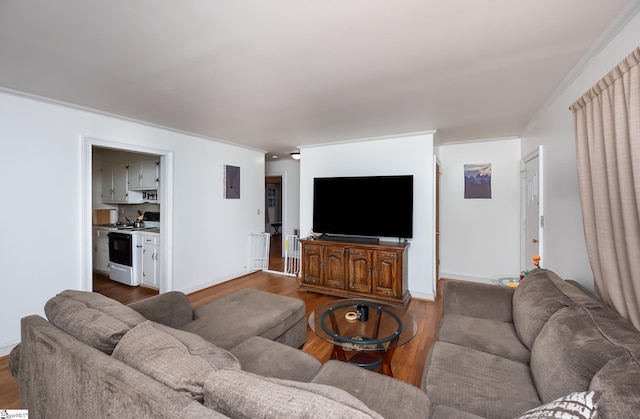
[516,391,601,419]
[230,336,322,382]
[530,306,631,403]
[589,353,640,418]
[312,360,432,419]
[44,290,147,354]
[203,368,383,418]
[512,269,573,349]
[545,271,604,308]
[182,288,306,349]
[442,279,515,322]
[422,341,541,418]
[429,405,487,419]
[127,291,194,328]
[112,320,240,402]
[438,314,530,364]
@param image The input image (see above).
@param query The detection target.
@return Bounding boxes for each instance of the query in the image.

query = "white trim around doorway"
[82,136,174,293]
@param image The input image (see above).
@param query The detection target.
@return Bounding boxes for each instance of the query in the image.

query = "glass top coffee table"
[308,298,417,377]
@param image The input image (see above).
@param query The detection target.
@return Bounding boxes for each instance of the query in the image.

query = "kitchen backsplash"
[120,203,160,222]
[93,203,161,224]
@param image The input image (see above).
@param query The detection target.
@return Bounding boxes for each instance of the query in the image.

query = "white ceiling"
[0,1,635,157]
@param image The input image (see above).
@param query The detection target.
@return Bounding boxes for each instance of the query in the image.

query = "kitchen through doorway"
[83,137,174,294]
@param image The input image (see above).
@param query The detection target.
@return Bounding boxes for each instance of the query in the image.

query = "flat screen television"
[312,175,413,241]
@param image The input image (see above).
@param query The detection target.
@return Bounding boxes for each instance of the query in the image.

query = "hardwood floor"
[93,273,159,303]
[0,271,444,409]
[267,233,284,272]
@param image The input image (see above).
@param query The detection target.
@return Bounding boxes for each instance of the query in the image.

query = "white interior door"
[522,147,543,271]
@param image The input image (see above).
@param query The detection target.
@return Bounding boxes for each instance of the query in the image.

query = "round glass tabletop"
[308,299,417,351]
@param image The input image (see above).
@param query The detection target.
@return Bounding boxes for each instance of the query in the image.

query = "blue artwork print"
[464,163,491,199]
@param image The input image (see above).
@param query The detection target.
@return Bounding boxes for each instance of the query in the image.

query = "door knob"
[532,239,539,243]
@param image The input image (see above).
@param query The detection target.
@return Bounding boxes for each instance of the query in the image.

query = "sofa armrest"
[312,360,431,419]
[9,343,21,378]
[230,336,322,382]
[443,280,514,322]
[127,291,194,328]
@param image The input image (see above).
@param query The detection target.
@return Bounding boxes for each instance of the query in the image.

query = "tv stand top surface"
[302,235,409,249]
[320,234,379,244]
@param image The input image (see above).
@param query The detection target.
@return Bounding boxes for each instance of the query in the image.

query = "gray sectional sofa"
[10,268,640,418]
[10,287,428,418]
[422,269,640,418]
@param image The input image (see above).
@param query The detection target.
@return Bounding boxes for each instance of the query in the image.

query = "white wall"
[300,132,436,300]
[266,158,301,239]
[521,7,640,290]
[0,91,265,356]
[438,138,522,282]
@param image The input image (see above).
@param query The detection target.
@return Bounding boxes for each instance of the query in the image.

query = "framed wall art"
[464,163,491,199]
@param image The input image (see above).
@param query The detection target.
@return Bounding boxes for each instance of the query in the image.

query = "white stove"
[107,212,160,286]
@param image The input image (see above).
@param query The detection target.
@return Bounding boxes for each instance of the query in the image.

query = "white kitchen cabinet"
[130,159,159,190]
[92,227,112,274]
[141,234,160,288]
[102,164,129,204]
[127,159,160,204]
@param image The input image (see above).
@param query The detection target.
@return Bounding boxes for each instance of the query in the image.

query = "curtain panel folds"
[570,46,640,330]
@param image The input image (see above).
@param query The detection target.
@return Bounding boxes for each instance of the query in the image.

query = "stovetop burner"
[117,226,159,231]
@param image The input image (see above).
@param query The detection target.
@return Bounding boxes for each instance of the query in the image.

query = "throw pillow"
[112,320,240,402]
[203,368,383,419]
[516,391,601,419]
[44,290,147,354]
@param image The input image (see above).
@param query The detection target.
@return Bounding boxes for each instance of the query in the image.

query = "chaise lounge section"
[127,288,308,350]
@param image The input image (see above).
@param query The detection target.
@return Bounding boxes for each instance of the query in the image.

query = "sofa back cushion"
[112,320,240,402]
[513,269,573,349]
[44,290,147,354]
[203,368,383,418]
[589,353,640,418]
[530,306,635,403]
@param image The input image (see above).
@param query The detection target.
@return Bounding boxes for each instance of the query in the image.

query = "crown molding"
[523,0,640,135]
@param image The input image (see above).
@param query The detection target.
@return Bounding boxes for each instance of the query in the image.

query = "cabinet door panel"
[302,244,323,285]
[112,164,129,203]
[139,160,160,189]
[101,167,113,203]
[373,252,399,297]
[347,249,372,293]
[324,247,346,289]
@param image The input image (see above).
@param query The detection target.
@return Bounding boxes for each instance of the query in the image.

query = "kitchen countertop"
[93,224,160,234]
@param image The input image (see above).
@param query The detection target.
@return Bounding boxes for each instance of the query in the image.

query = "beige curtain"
[570,46,640,330]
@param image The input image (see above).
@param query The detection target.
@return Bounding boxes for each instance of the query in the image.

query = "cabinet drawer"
[142,236,160,245]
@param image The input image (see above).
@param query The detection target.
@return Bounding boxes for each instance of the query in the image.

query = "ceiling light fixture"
[290,152,301,160]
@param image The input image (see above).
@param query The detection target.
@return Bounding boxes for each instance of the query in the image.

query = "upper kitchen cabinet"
[127,159,160,203]
[102,164,129,204]
[101,159,160,204]
[129,159,159,190]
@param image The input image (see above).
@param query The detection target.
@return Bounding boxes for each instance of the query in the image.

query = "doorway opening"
[82,137,174,294]
[522,146,544,271]
[265,176,284,272]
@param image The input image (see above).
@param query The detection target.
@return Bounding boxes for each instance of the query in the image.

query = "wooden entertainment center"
[299,237,410,307]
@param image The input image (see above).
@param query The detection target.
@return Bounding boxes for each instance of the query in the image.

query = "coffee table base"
[331,344,396,377]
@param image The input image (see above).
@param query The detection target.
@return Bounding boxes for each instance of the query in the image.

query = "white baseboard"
[1,342,19,357]
[180,270,254,295]
[410,291,435,301]
[439,272,494,285]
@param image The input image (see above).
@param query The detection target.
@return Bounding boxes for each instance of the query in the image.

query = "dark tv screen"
[313,175,413,239]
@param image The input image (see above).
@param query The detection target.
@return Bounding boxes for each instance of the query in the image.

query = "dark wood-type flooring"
[0,253,444,410]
